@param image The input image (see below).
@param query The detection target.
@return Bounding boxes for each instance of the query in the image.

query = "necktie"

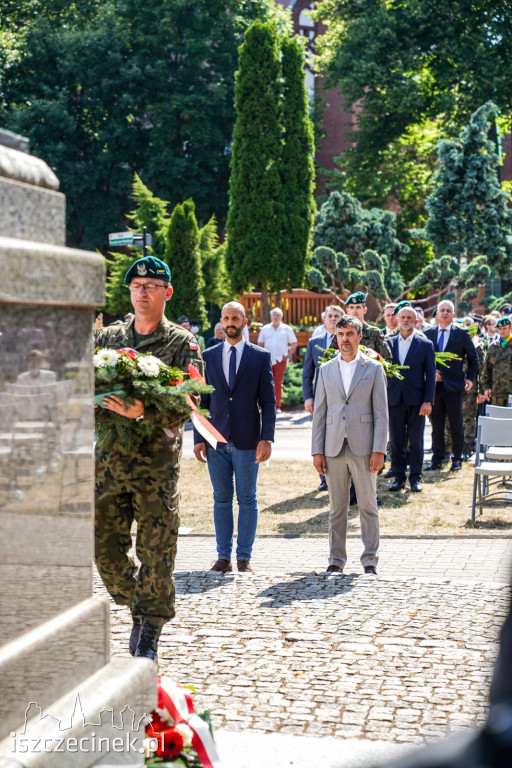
[229,345,237,390]
[438,328,446,352]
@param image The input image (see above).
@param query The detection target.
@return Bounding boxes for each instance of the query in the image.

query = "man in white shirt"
[311,315,388,575]
[258,308,297,411]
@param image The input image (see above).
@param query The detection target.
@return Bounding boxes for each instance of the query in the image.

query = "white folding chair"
[486,405,512,419]
[509,394,512,406]
[472,417,512,520]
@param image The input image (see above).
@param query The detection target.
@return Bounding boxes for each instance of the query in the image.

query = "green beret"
[496,315,511,327]
[432,308,437,318]
[345,291,367,305]
[392,300,412,316]
[124,256,171,285]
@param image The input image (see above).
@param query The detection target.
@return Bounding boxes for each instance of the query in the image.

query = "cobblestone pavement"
[94,537,512,745]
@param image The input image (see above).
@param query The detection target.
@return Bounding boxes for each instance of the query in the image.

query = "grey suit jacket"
[311,354,388,457]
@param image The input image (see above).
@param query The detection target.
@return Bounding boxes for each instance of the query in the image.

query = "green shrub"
[281,361,304,407]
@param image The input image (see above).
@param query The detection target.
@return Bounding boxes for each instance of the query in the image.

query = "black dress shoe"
[450,460,462,471]
[425,461,443,471]
[134,620,162,663]
[388,481,405,492]
[326,564,343,573]
[364,566,377,575]
[129,617,142,656]
[383,467,395,479]
[317,480,328,491]
[410,482,422,493]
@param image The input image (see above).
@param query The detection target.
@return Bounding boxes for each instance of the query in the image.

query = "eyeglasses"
[127,282,167,293]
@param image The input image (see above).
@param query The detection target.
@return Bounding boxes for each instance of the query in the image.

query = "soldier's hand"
[194,442,207,463]
[464,379,473,391]
[483,389,492,402]
[304,398,314,415]
[102,395,144,419]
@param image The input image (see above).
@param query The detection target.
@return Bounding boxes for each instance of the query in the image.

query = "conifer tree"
[126,174,169,258]
[225,20,283,319]
[165,200,207,327]
[199,216,231,307]
[425,102,512,283]
[280,36,315,290]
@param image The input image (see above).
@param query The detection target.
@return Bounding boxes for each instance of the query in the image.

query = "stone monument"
[0,131,156,767]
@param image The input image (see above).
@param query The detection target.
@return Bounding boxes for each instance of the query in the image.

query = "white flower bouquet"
[94,347,212,451]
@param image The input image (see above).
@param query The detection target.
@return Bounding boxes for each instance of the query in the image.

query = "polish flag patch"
[189,342,199,350]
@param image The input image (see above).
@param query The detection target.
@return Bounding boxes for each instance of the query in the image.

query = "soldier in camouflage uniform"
[479,315,512,408]
[344,292,392,360]
[95,256,203,662]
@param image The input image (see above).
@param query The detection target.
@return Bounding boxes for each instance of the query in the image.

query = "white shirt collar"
[223,337,245,356]
[338,349,360,367]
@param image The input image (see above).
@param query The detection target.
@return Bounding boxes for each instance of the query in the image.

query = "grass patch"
[179,459,512,536]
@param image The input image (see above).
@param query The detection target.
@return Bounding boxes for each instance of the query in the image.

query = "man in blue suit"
[424,300,479,471]
[387,307,436,493]
[302,304,344,491]
[193,301,276,573]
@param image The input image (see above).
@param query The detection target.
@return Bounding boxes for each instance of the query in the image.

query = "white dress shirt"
[338,350,360,395]
[398,332,414,365]
[257,322,297,365]
[437,324,451,351]
[222,338,245,385]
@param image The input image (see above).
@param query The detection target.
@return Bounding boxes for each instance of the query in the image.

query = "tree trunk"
[261,281,270,323]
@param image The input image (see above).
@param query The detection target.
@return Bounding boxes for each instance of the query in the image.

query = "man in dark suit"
[302,304,344,491]
[193,301,276,574]
[424,300,479,471]
[386,307,436,493]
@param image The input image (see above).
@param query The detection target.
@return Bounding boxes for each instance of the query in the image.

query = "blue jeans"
[206,441,259,561]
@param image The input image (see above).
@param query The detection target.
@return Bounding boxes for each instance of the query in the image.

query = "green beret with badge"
[392,300,412,316]
[496,315,511,327]
[124,256,171,285]
[345,291,367,305]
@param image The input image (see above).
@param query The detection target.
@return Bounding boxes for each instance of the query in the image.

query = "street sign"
[132,233,152,247]
[109,231,134,246]
[108,232,153,247]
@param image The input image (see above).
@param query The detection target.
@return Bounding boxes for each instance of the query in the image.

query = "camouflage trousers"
[445,390,478,453]
[491,394,510,407]
[95,440,181,627]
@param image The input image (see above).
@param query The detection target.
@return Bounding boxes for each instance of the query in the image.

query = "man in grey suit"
[312,315,388,575]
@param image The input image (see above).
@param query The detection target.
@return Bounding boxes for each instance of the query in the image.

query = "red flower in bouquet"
[117,348,137,359]
[156,728,184,760]
[145,709,169,737]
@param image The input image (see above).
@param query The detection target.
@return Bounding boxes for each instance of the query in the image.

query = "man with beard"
[193,301,276,573]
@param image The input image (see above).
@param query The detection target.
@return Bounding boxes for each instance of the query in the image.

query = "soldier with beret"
[479,316,512,407]
[94,256,203,663]
[344,292,392,360]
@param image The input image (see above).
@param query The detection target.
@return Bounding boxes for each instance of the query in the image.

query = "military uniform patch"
[136,262,148,276]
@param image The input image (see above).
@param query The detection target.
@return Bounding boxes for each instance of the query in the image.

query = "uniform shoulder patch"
[189,342,199,350]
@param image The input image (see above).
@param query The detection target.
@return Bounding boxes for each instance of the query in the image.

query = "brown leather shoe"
[237,559,254,573]
[210,559,232,573]
[326,565,343,573]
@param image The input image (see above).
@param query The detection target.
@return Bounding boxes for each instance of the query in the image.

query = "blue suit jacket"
[193,341,276,450]
[387,332,436,407]
[302,332,332,400]
[424,324,479,392]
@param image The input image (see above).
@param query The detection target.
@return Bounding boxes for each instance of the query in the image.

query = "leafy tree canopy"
[315,0,512,164]
[0,0,288,251]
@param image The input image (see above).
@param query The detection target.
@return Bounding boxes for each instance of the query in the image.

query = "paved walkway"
[94,536,512,752]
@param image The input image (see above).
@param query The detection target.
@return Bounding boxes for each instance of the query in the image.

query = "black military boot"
[129,617,142,657]
[134,620,162,663]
